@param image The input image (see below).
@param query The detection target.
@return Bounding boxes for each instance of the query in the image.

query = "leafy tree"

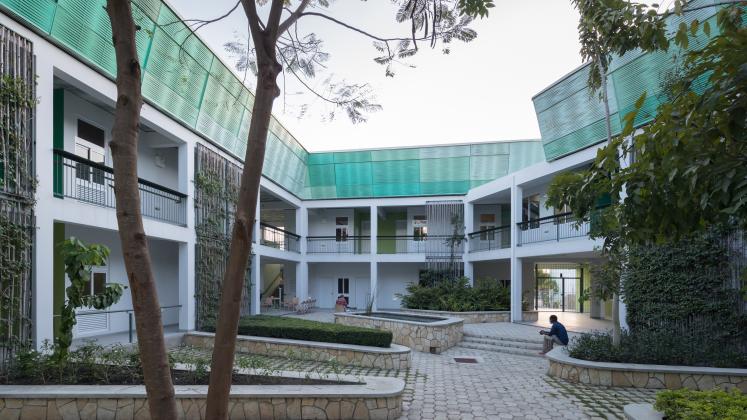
[202,2,490,417]
[549,4,746,345]
[55,238,125,359]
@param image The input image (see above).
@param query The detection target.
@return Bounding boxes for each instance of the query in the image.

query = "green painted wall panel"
[372,160,420,184]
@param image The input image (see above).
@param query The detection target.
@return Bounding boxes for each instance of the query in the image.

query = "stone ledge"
[184,332,411,370]
[398,309,510,324]
[0,372,405,420]
[547,347,747,376]
[187,331,409,355]
[335,312,463,354]
[546,347,747,391]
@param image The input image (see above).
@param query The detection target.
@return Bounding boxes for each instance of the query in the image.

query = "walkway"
[521,312,613,333]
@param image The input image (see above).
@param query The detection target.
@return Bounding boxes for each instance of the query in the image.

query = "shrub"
[202,315,393,348]
[623,229,747,364]
[655,389,747,420]
[568,330,747,368]
[398,277,510,312]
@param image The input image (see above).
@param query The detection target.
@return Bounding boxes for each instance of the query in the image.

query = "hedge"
[201,315,393,348]
[399,277,510,312]
[655,389,747,420]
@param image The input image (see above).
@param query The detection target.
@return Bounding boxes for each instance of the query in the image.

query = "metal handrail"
[75,304,182,343]
[467,224,511,237]
[54,149,186,199]
[259,221,301,239]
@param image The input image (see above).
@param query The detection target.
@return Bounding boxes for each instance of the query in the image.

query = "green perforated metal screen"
[533,0,725,161]
[1,0,546,199]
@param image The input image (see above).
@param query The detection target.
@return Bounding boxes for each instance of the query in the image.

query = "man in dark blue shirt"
[539,314,569,354]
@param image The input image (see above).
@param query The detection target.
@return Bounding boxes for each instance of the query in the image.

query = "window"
[337,278,350,304]
[479,214,496,240]
[335,217,348,242]
[83,268,107,298]
[75,120,106,184]
[413,215,427,241]
[522,194,540,229]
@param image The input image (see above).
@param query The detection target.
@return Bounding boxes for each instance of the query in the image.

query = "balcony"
[306,236,370,254]
[377,235,464,255]
[259,222,300,253]
[517,212,589,245]
[54,149,187,226]
[467,225,511,252]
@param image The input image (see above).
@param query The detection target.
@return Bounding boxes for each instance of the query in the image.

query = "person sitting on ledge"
[539,314,568,354]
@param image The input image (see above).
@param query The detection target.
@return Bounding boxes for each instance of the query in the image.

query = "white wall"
[473,260,511,282]
[65,224,180,338]
[308,208,355,236]
[62,91,179,191]
[308,263,370,308]
[377,263,423,310]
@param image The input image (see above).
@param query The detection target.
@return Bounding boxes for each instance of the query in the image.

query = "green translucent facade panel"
[302,141,544,199]
[1,0,311,197]
[534,0,724,161]
[2,0,547,200]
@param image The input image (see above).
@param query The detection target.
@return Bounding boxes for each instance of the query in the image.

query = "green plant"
[201,315,393,348]
[655,389,747,420]
[56,238,126,359]
[398,277,510,312]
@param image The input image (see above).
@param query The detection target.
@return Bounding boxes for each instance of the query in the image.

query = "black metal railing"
[517,212,589,245]
[376,235,462,254]
[467,225,511,252]
[307,236,370,254]
[73,305,181,343]
[54,149,187,226]
[259,222,301,253]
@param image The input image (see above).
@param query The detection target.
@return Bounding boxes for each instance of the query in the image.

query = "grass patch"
[202,315,393,348]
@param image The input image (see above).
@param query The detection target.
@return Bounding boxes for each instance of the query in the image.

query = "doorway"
[534,263,584,313]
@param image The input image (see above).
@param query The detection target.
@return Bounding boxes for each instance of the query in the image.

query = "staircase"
[261,272,283,300]
[457,332,545,357]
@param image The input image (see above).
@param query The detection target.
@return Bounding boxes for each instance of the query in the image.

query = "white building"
[1,0,704,349]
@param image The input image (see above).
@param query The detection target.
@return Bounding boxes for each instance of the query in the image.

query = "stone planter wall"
[0,375,404,420]
[400,309,510,323]
[335,312,463,354]
[522,311,539,322]
[184,332,411,370]
[546,348,747,391]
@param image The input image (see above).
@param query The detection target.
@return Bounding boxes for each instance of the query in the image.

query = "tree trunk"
[106,1,178,419]
[601,71,623,347]
[204,48,282,420]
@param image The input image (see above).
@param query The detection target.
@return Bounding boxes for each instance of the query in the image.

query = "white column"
[370,205,377,255]
[510,180,524,322]
[178,242,195,330]
[296,206,308,254]
[178,142,195,330]
[464,261,474,286]
[33,53,55,349]
[254,199,261,245]
[619,297,629,331]
[464,200,474,253]
[251,253,261,315]
[296,261,308,301]
[370,261,378,311]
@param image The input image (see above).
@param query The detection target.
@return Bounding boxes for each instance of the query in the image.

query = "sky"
[170,1,585,152]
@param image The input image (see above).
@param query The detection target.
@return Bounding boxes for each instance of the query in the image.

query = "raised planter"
[400,309,510,323]
[0,371,405,420]
[335,312,463,354]
[546,347,747,391]
[184,332,411,370]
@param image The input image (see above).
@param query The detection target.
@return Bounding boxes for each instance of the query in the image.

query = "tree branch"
[296,11,448,43]
[278,0,313,38]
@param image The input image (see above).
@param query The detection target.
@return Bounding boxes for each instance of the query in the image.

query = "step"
[462,336,544,351]
[463,333,544,345]
[456,342,543,358]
